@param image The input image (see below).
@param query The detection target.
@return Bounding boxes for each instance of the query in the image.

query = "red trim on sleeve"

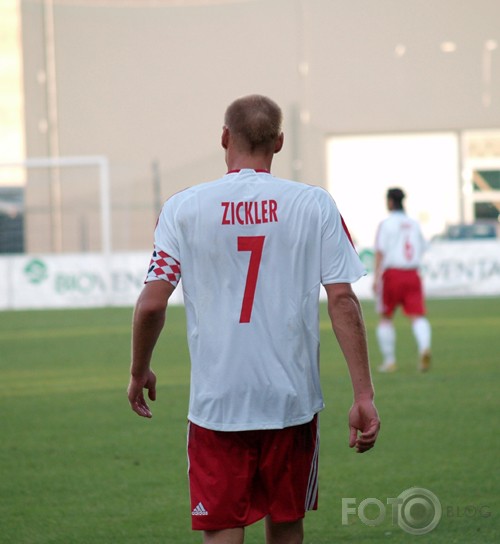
[340,215,356,248]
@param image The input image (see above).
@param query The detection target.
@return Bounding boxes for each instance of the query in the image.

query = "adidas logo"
[192,502,209,516]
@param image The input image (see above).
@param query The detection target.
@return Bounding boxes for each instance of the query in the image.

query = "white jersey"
[375,210,426,270]
[146,169,365,431]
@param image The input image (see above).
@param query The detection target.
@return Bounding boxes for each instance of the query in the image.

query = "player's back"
[158,169,361,430]
[376,211,425,269]
[173,170,324,323]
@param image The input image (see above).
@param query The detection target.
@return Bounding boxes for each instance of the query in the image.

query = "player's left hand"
[348,398,380,453]
[128,369,157,418]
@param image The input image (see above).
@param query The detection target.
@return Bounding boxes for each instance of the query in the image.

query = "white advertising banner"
[351,239,500,300]
[0,252,184,310]
[0,241,499,311]
[422,240,500,296]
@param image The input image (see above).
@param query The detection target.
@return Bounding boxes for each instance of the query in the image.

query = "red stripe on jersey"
[340,215,356,249]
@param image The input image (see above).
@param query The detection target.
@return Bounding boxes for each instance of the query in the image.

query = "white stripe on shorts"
[304,418,320,511]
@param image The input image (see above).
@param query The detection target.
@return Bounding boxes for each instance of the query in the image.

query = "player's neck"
[225,152,273,174]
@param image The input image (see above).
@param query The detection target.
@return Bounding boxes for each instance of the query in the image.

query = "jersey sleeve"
[144,198,182,286]
[317,189,366,285]
[374,219,388,253]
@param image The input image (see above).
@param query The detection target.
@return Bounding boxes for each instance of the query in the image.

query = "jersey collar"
[226,169,270,174]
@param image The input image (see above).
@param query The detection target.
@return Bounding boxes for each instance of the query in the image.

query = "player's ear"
[221,126,229,150]
[274,132,284,154]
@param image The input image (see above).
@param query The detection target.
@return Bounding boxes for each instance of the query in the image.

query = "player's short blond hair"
[224,95,283,154]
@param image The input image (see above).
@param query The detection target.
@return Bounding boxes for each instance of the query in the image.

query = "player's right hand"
[127,369,157,418]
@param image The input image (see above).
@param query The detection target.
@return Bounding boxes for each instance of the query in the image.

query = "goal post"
[0,155,122,309]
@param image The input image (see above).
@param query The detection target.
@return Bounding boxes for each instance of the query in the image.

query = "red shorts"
[187,415,319,531]
[379,268,425,318]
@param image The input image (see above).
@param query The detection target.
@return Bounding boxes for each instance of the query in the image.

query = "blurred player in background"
[373,187,432,373]
[128,94,380,544]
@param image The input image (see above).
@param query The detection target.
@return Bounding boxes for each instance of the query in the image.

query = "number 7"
[238,236,265,323]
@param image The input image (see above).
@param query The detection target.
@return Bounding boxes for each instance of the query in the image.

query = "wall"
[19,0,500,251]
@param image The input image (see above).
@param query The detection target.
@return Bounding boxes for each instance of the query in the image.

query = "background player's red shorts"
[380,268,425,318]
[187,415,319,531]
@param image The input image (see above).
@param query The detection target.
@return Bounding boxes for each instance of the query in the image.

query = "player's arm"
[324,282,380,453]
[128,280,176,418]
[373,221,385,294]
[372,250,384,294]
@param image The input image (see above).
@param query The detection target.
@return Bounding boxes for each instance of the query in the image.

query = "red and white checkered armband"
[145,249,181,286]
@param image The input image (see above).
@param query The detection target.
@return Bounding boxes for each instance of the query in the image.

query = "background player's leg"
[376,318,397,372]
[411,316,432,371]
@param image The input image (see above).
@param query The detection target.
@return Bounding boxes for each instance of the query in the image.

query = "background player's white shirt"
[375,210,426,270]
[147,169,365,431]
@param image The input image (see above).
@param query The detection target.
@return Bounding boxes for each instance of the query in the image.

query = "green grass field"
[1,298,499,543]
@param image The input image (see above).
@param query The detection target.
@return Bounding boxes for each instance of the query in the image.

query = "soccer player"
[373,187,432,373]
[128,94,380,544]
